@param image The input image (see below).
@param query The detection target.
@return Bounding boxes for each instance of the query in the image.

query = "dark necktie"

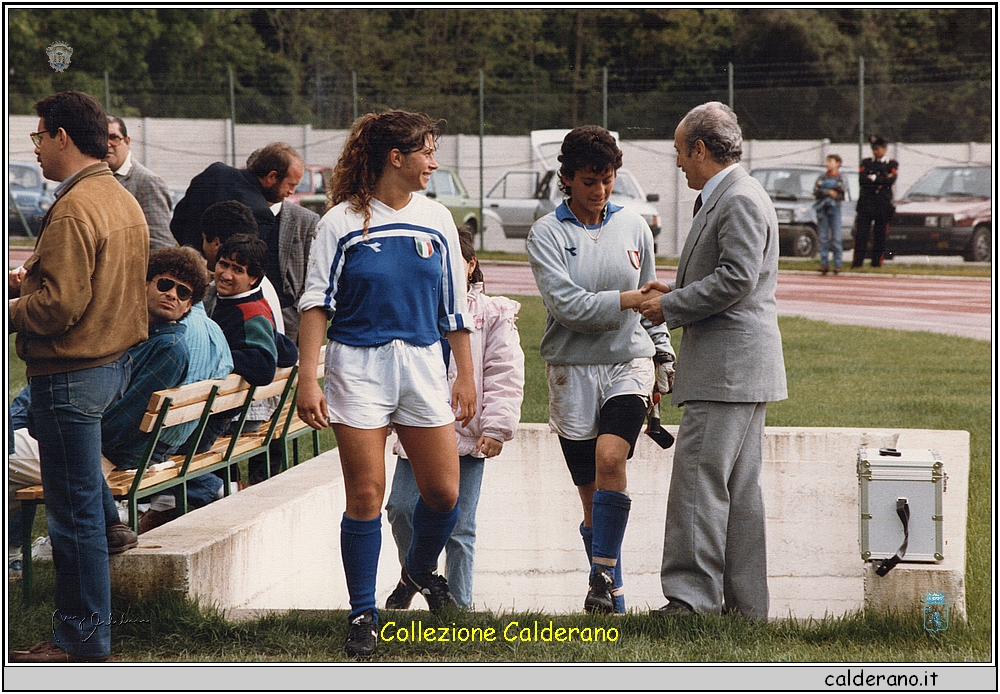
[693,194,703,216]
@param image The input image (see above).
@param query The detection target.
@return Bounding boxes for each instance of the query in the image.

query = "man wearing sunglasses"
[10,91,148,663]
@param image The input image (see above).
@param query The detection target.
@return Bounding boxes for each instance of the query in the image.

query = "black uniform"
[853,156,898,267]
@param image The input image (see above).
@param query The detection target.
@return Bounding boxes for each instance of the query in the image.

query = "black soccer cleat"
[584,565,615,614]
[385,570,418,610]
[344,609,378,658]
[402,566,458,613]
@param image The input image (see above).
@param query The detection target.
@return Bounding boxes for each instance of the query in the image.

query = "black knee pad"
[598,395,648,459]
[558,436,597,487]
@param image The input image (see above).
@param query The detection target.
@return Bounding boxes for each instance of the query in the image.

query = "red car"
[285,165,333,206]
[886,165,991,262]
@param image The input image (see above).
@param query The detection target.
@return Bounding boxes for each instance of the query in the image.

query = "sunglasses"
[155,277,193,301]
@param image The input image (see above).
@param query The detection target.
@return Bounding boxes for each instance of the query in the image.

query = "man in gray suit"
[106,115,176,251]
[639,102,787,621]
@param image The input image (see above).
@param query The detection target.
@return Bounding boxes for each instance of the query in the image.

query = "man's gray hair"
[680,101,743,165]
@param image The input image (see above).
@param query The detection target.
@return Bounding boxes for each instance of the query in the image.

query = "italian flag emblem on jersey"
[415,238,435,258]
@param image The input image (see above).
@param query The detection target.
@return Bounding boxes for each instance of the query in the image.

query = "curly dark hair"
[146,246,209,306]
[200,200,258,244]
[328,110,442,235]
[557,126,623,196]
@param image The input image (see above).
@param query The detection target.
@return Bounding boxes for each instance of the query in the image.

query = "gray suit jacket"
[659,166,787,405]
[275,201,320,342]
[115,159,175,251]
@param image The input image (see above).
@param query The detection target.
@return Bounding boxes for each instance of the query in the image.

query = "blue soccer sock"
[591,490,630,604]
[341,513,382,621]
[582,518,625,613]
[406,496,460,577]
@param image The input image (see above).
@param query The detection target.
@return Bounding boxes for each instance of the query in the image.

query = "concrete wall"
[111,425,969,621]
[8,114,990,256]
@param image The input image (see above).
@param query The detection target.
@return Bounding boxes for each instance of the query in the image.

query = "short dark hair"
[217,233,267,283]
[457,223,483,287]
[557,126,623,196]
[33,91,108,160]
[146,246,209,306]
[868,134,888,148]
[826,153,843,165]
[246,142,302,180]
[107,115,128,138]
[201,200,258,244]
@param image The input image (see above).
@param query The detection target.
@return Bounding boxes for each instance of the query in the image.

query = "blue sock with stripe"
[591,490,630,613]
[581,519,625,613]
[406,496,460,577]
[341,513,381,621]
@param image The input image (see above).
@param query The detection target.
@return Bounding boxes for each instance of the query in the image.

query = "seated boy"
[188,233,297,463]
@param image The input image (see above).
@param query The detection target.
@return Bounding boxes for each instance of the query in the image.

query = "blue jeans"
[816,203,843,269]
[28,355,130,658]
[385,454,485,609]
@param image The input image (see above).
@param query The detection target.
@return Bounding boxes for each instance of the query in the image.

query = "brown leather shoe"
[11,641,109,663]
[138,508,180,534]
[106,521,138,554]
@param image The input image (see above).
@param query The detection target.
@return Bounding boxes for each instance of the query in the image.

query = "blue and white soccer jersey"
[299,193,471,428]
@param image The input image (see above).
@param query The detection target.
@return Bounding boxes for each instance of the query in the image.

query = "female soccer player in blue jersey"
[296,110,476,658]
[526,126,675,615]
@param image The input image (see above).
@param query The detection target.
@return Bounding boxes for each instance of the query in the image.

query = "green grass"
[8,293,992,663]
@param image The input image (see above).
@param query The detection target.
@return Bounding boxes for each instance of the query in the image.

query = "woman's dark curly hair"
[146,246,209,306]
[328,110,442,235]
[557,126,623,196]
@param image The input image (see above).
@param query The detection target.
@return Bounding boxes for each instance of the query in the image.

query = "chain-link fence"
[8,56,992,142]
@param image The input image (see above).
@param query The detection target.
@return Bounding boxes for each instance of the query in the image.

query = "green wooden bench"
[15,346,326,604]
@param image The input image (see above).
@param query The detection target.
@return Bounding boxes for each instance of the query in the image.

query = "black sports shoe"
[402,566,458,613]
[584,565,615,614]
[344,609,377,658]
[385,570,418,610]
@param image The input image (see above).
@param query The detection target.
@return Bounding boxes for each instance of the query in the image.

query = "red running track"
[9,248,990,341]
[478,261,992,341]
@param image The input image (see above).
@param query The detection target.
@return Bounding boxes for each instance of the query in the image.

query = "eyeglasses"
[108,134,124,145]
[29,131,52,147]
[154,277,193,301]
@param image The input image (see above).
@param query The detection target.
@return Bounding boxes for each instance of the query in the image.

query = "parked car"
[885,165,991,262]
[9,162,54,236]
[285,165,333,206]
[418,167,488,234]
[297,166,496,235]
[750,165,858,257]
[484,167,661,243]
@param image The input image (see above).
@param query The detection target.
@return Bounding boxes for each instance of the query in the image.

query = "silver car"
[751,165,859,257]
[485,167,661,246]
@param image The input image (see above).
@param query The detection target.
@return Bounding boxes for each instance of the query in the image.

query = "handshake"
[621,281,672,326]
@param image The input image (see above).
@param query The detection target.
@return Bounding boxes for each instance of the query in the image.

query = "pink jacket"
[396,283,525,458]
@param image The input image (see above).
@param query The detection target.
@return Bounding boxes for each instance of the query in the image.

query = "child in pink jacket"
[384,225,525,610]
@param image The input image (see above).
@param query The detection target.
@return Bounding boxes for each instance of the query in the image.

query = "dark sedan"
[886,165,991,262]
[9,162,54,237]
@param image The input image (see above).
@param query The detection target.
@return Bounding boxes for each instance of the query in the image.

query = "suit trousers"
[660,400,769,620]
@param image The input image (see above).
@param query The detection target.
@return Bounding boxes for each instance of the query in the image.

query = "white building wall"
[8,115,990,257]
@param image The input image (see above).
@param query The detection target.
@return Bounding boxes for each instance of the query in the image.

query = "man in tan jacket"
[10,91,148,663]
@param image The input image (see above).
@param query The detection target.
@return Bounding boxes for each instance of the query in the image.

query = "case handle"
[874,497,910,576]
